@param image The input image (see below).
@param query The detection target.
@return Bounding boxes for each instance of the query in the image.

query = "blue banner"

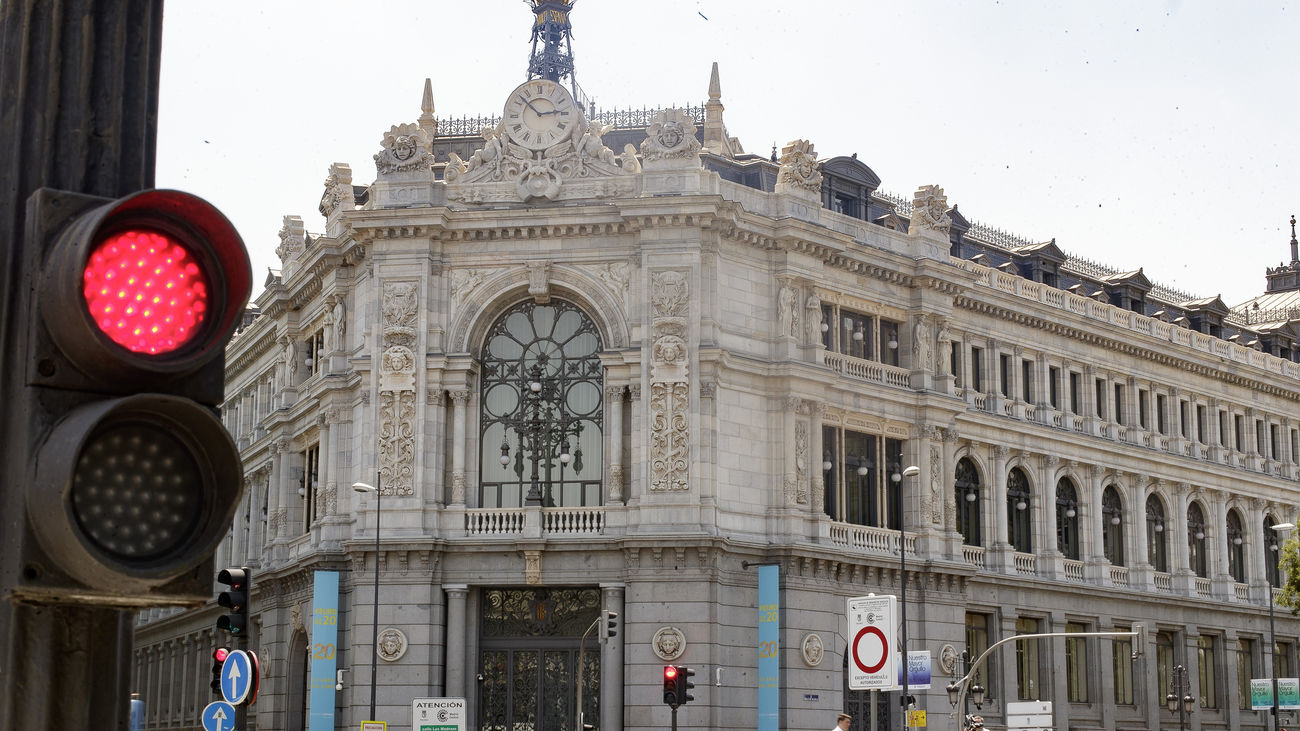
[308,570,340,731]
[757,565,779,731]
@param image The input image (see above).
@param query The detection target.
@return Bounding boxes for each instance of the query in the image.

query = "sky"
[157,1,1300,307]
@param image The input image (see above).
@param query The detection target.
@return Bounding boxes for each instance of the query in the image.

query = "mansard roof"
[1011,238,1066,263]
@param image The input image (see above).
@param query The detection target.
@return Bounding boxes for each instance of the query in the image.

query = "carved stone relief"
[379,282,419,496]
[910,185,952,236]
[774,140,822,196]
[377,627,408,662]
[801,633,824,666]
[650,271,690,492]
[374,123,433,176]
[640,108,702,166]
[652,626,687,661]
[319,163,355,219]
[275,216,306,278]
[524,550,542,585]
[794,420,809,505]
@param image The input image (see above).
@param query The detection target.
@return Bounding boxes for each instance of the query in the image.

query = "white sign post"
[847,594,897,690]
[412,698,466,731]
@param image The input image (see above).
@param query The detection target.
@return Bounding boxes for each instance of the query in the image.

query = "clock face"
[502,79,577,151]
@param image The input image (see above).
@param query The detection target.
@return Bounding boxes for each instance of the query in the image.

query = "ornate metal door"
[478,589,601,731]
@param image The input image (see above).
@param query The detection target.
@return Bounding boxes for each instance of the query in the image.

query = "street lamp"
[497,362,587,506]
[898,464,919,728]
[352,477,382,723]
[1166,664,1195,731]
[945,650,985,730]
[1270,521,1296,731]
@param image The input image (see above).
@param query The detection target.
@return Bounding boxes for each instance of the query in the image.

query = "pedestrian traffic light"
[217,567,251,636]
[600,609,618,641]
[679,665,695,705]
[663,665,679,706]
[6,188,251,607]
[211,647,230,696]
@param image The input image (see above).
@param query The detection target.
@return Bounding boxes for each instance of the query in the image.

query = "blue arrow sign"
[220,649,254,705]
[201,700,236,731]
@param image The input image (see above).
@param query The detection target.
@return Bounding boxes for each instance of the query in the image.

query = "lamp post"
[899,465,919,728]
[1166,664,1194,731]
[352,477,382,723]
[497,362,588,506]
[1270,522,1296,731]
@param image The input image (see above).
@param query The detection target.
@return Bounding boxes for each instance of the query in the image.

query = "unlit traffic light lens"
[82,228,209,355]
[70,419,203,560]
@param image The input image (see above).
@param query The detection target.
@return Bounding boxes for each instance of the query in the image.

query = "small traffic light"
[7,188,251,606]
[600,609,619,641]
[679,665,695,705]
[663,665,679,706]
[211,647,229,696]
[216,567,251,636]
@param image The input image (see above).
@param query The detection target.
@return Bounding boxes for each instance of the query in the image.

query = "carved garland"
[650,271,690,492]
[378,281,419,496]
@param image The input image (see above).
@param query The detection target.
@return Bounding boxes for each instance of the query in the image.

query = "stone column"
[1171,483,1194,595]
[941,428,959,548]
[1083,364,1100,435]
[1041,455,1064,580]
[600,583,626,731]
[1210,491,1234,599]
[810,403,825,517]
[1085,464,1106,583]
[989,445,1011,572]
[449,389,470,507]
[1130,475,1154,591]
[782,397,799,509]
[606,385,625,503]
[1249,498,1270,602]
[271,437,290,543]
[444,585,469,698]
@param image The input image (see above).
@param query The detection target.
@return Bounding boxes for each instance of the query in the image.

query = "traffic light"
[679,665,695,705]
[663,665,679,706]
[211,647,230,696]
[217,567,251,636]
[599,609,618,641]
[6,188,251,606]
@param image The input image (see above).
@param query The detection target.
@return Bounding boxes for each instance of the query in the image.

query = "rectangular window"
[1235,415,1244,452]
[1022,360,1033,402]
[1197,405,1207,443]
[1157,631,1175,697]
[966,613,992,699]
[1113,628,1135,705]
[1278,641,1293,679]
[1293,430,1299,463]
[1069,372,1080,415]
[822,427,904,529]
[880,319,901,367]
[301,442,321,533]
[951,343,961,387]
[1180,400,1190,438]
[1273,424,1281,460]
[1114,384,1125,426]
[1139,390,1149,429]
[305,329,326,377]
[1000,354,1011,397]
[1198,635,1218,708]
[1237,638,1254,710]
[1257,420,1266,456]
[1158,394,1168,434]
[1049,366,1060,408]
[1066,622,1089,703]
[1220,410,1229,447]
[1016,617,1042,701]
[971,347,984,392]
[1095,379,1107,420]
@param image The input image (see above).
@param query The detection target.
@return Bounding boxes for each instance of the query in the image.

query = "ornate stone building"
[134,15,1300,731]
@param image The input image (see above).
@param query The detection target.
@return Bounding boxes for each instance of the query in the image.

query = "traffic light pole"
[0,2,165,729]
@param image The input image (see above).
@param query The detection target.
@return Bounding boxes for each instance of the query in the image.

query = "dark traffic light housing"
[663,665,694,708]
[211,647,230,696]
[680,665,695,705]
[663,665,679,706]
[217,567,251,636]
[7,188,251,607]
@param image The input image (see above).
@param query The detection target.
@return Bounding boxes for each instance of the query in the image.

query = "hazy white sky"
[157,1,1299,306]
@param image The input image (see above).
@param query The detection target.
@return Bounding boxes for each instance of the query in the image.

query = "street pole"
[352,476,384,722]
[1270,523,1295,731]
[899,465,919,729]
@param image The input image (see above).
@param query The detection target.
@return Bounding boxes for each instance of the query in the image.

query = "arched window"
[479,299,604,508]
[1187,502,1208,578]
[1266,516,1284,588]
[1056,478,1080,559]
[1102,486,1124,566]
[1007,467,1032,553]
[1226,510,1246,583]
[955,457,982,546]
[1146,495,1168,573]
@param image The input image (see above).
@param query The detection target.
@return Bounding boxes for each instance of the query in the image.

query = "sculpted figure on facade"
[936,318,952,375]
[374,123,433,175]
[774,139,822,196]
[319,163,355,218]
[805,292,823,346]
[778,281,798,339]
[910,184,952,236]
[640,108,702,165]
[275,215,306,277]
[912,315,932,372]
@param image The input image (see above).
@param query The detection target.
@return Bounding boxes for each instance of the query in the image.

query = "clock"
[502,79,577,151]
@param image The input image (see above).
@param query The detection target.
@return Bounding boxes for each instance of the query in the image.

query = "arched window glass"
[1187,502,1208,578]
[1266,516,1284,588]
[1056,478,1080,559]
[1007,467,1032,553]
[479,299,604,508]
[955,458,981,546]
[1146,495,1168,572]
[1102,486,1124,566]
[1226,510,1245,583]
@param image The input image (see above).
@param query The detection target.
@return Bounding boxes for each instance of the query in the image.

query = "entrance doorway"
[478,588,601,731]
[843,657,894,731]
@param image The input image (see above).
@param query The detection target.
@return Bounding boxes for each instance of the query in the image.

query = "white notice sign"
[412,697,466,731]
[847,594,898,690]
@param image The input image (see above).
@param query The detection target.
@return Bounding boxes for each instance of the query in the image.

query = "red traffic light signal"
[211,647,230,696]
[663,665,679,706]
[8,188,251,606]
